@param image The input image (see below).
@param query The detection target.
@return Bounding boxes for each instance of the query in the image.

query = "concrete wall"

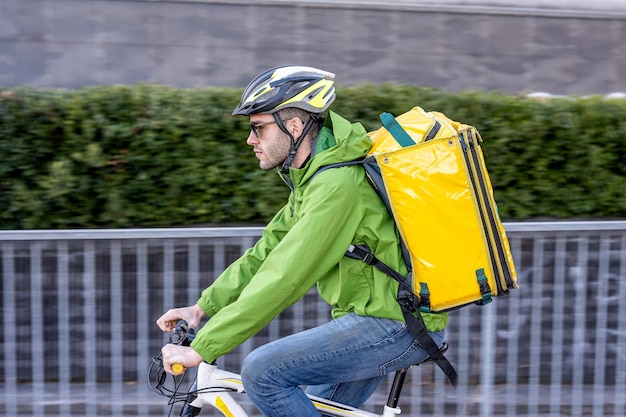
[1,0,625,94]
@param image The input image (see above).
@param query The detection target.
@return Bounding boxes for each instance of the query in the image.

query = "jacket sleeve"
[190,167,363,362]
[195,204,292,317]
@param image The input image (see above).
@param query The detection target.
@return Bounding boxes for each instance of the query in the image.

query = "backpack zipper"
[458,130,514,295]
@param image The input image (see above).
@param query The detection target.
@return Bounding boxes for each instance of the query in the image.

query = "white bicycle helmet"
[232,65,336,116]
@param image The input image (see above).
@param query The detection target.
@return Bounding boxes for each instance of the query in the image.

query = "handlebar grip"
[172,363,185,374]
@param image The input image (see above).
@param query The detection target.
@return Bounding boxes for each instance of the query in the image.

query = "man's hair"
[276,107,322,140]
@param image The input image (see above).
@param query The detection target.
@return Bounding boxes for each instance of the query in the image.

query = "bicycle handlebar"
[169,320,195,374]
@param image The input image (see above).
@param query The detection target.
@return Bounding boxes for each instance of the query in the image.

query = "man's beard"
[259,130,292,171]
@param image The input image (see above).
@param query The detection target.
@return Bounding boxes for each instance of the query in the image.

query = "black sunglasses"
[249,118,292,138]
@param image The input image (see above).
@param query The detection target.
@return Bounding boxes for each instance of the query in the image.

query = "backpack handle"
[380,112,415,147]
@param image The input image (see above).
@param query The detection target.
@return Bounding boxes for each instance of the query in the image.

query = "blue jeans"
[241,312,446,417]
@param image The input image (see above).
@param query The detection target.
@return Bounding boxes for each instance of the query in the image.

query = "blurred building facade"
[1,0,625,95]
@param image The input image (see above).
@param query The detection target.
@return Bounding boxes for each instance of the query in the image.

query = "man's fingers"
[156,312,179,332]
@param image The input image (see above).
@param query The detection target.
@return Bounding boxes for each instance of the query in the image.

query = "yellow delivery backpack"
[315,106,518,387]
[362,106,519,313]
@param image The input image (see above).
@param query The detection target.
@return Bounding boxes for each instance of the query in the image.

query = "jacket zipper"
[280,172,296,217]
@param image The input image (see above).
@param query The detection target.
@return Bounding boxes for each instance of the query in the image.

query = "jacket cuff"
[196,295,217,318]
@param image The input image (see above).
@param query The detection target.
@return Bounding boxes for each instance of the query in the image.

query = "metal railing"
[1,222,625,416]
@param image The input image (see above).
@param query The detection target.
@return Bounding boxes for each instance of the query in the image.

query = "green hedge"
[1,85,625,229]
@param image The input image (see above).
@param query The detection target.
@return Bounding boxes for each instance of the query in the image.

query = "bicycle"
[148,320,448,417]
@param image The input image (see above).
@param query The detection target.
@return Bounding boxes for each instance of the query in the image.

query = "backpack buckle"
[347,244,376,265]
[361,251,376,265]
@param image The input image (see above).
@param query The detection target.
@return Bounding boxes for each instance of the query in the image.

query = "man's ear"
[288,117,305,139]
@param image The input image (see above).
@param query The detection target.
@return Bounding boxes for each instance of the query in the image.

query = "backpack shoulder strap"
[399,297,458,387]
[347,245,458,388]
[310,159,364,181]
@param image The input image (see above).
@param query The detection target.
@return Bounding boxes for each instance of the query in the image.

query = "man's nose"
[246,131,258,145]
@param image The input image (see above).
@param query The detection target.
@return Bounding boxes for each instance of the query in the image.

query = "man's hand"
[161,344,204,375]
[156,304,206,332]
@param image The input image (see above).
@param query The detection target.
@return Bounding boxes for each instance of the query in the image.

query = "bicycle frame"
[187,361,401,417]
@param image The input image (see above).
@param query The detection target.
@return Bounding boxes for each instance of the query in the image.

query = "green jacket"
[191,111,447,363]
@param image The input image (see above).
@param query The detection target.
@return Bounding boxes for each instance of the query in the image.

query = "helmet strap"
[276,113,319,174]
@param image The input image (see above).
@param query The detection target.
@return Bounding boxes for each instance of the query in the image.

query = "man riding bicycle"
[157,65,448,417]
